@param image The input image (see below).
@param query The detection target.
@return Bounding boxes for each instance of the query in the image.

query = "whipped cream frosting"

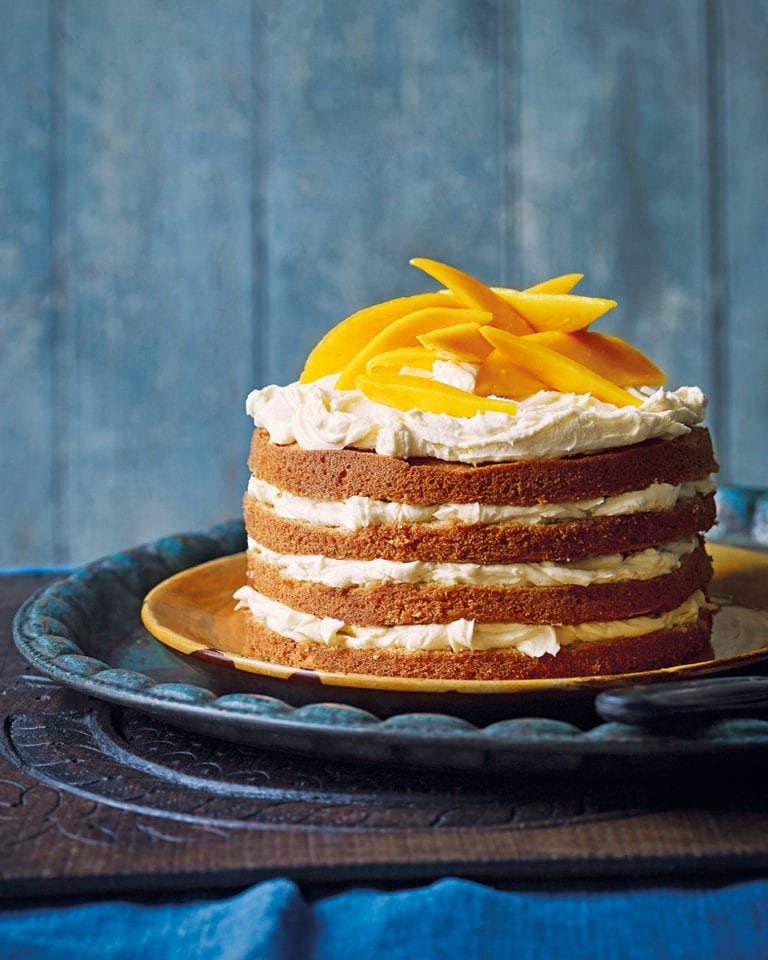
[247,476,715,531]
[247,537,697,589]
[233,588,709,659]
[246,371,707,464]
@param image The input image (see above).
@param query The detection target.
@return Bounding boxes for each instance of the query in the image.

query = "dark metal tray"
[12,523,768,776]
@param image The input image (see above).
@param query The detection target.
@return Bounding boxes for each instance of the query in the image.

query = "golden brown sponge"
[238,427,718,678]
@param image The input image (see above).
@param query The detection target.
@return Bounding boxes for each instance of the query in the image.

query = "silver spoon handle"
[595,675,768,727]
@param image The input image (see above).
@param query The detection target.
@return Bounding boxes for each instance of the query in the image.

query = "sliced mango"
[480,327,643,407]
[500,291,617,333]
[474,350,550,399]
[527,331,665,387]
[492,275,583,302]
[410,257,534,335]
[335,307,490,390]
[417,322,493,363]
[300,257,658,417]
[365,347,437,373]
[357,373,517,417]
[300,292,460,383]
[523,273,584,295]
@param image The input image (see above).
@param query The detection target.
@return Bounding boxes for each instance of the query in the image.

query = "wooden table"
[4,572,768,901]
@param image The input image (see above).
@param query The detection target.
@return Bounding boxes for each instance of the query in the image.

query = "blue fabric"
[2,877,768,959]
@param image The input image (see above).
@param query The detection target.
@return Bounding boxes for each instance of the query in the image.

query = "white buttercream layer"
[233,587,708,659]
[247,476,715,531]
[246,375,706,464]
[246,537,697,589]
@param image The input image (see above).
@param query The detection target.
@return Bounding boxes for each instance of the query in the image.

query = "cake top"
[247,258,706,463]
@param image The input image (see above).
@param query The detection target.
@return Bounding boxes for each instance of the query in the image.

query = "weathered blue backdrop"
[2,0,767,566]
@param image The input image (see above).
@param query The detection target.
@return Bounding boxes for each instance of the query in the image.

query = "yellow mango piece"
[365,347,437,373]
[500,291,617,333]
[417,322,493,363]
[357,373,517,417]
[527,331,665,387]
[480,326,642,407]
[410,257,534,335]
[474,350,550,399]
[522,273,584,295]
[300,292,460,383]
[493,274,582,303]
[335,307,490,390]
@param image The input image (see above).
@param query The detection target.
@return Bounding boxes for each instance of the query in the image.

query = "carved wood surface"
[4,573,768,900]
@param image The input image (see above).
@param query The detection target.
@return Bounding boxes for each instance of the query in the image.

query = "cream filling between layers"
[246,537,698,589]
[233,588,710,659]
[247,476,715,530]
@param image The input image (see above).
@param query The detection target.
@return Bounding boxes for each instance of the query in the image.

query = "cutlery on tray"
[595,675,768,728]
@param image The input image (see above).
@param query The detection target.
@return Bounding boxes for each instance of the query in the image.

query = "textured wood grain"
[265,0,508,386]
[6,572,768,898]
[0,2,55,560]
[56,0,255,562]
[1,0,766,565]
[720,0,768,486]
[516,0,710,394]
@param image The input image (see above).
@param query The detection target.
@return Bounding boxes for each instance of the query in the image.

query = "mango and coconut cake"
[234,258,718,680]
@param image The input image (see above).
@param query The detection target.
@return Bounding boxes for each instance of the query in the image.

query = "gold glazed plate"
[141,543,768,709]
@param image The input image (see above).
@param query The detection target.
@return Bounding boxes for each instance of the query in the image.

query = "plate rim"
[12,524,768,769]
[142,544,768,696]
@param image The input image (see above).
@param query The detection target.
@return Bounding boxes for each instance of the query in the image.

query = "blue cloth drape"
[2,876,768,959]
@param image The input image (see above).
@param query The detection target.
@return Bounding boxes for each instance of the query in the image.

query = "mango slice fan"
[300,258,664,417]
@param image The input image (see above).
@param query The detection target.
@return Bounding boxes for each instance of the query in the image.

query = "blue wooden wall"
[2,0,767,566]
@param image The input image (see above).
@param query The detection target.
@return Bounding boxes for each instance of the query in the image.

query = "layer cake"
[235,259,718,679]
